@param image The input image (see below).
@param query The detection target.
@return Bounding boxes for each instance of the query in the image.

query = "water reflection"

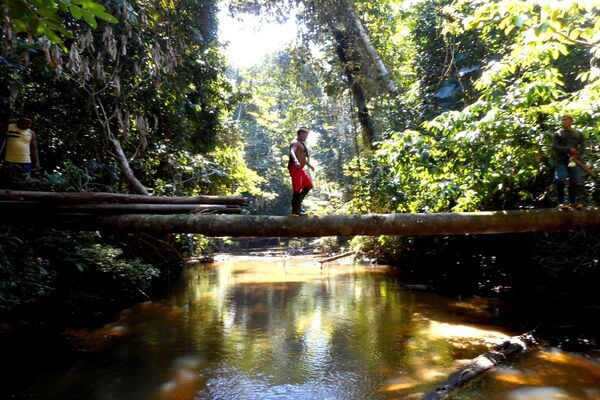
[5,256,600,400]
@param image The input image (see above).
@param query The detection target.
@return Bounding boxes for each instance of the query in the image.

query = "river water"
[5,256,600,399]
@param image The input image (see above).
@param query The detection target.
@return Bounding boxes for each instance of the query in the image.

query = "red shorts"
[289,166,313,192]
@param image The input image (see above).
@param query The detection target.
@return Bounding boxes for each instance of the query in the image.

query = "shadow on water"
[2,255,600,399]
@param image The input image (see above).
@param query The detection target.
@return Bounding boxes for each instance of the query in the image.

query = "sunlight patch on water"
[449,295,504,317]
[212,256,389,285]
[494,367,540,386]
[417,366,450,381]
[424,320,509,344]
[481,349,600,400]
[379,376,419,391]
[379,364,457,397]
[174,355,203,369]
[505,386,571,400]
[537,348,600,376]
[156,355,205,400]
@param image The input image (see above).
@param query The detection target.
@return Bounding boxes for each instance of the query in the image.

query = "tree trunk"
[334,30,376,149]
[335,0,398,97]
[421,333,536,400]
[0,201,241,214]
[8,208,600,236]
[93,96,149,195]
[108,133,150,196]
[0,190,249,205]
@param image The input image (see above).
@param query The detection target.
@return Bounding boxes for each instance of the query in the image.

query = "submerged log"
[319,250,357,264]
[7,208,600,236]
[0,190,249,205]
[421,333,537,400]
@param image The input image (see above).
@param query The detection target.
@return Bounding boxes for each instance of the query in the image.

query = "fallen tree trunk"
[0,190,249,205]
[0,201,241,214]
[421,333,537,400]
[319,250,357,264]
[6,208,600,236]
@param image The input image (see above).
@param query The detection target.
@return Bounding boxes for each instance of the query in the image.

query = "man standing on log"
[288,128,315,216]
[0,114,40,186]
[553,115,585,209]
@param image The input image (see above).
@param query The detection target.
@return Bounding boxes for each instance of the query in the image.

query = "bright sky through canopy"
[218,6,298,68]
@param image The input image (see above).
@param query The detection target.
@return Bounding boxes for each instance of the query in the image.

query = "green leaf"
[43,28,67,51]
[82,1,107,14]
[576,71,590,82]
[535,22,549,35]
[513,15,525,28]
[69,5,83,20]
[82,9,97,29]
[95,11,118,24]
[11,19,29,33]
[36,7,62,22]
[45,19,72,35]
[579,28,593,41]
[556,42,568,56]
[568,29,580,41]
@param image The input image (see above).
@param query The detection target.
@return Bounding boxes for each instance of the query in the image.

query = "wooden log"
[0,201,241,214]
[6,208,600,236]
[319,250,357,264]
[420,333,536,400]
[0,190,249,205]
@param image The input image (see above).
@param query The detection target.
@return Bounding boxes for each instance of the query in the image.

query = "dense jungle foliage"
[230,0,600,300]
[1,0,599,321]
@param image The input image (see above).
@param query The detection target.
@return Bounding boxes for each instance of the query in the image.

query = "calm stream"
[5,256,600,399]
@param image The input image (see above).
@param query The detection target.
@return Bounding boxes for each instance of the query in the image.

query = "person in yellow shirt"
[1,115,40,184]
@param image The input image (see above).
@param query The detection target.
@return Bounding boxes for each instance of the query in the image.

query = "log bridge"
[2,190,600,237]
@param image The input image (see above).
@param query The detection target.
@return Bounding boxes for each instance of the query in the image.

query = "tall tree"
[226,0,400,148]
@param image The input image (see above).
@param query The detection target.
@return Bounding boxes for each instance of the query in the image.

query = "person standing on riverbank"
[553,115,585,208]
[288,128,315,216]
[1,114,41,187]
